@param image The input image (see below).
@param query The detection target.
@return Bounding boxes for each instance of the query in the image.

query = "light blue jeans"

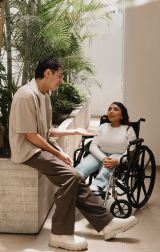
[75,152,121,189]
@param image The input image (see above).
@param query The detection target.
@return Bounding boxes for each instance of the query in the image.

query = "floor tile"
[123,249,160,252]
[122,224,160,249]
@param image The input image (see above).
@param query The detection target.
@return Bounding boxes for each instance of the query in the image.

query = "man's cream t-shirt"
[9,79,59,163]
[38,90,48,140]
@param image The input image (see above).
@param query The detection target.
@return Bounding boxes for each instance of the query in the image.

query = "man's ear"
[44,69,51,78]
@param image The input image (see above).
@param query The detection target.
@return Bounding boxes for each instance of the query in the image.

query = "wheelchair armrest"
[129,138,144,145]
[82,136,94,139]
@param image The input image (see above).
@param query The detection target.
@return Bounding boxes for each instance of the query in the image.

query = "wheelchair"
[74,115,156,218]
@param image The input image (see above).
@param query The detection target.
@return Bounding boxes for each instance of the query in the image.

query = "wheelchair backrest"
[100,115,145,139]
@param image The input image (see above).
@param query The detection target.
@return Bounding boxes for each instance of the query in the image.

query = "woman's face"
[107,104,122,123]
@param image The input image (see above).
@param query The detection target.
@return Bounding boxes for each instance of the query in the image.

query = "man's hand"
[50,127,98,137]
[102,157,118,169]
[56,152,73,167]
[74,128,98,136]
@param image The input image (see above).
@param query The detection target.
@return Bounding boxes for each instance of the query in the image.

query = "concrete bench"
[0,160,57,233]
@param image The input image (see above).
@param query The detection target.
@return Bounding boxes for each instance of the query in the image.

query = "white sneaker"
[90,184,100,191]
[103,216,139,240]
[49,234,88,251]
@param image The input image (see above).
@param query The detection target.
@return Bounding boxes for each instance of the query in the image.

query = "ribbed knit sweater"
[89,123,136,164]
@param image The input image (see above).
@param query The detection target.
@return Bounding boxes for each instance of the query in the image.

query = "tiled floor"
[0,118,160,252]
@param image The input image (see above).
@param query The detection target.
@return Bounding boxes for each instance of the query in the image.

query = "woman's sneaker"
[103,216,139,240]
[90,184,102,191]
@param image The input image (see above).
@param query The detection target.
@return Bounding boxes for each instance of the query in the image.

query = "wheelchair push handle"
[139,118,145,122]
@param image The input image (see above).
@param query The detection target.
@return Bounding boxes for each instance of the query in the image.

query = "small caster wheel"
[110,199,132,218]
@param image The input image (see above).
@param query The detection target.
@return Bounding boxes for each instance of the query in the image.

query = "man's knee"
[71,168,80,181]
[70,168,87,185]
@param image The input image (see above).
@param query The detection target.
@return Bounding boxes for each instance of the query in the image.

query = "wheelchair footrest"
[93,190,106,197]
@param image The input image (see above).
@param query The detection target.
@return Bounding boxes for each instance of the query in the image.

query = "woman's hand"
[102,157,118,169]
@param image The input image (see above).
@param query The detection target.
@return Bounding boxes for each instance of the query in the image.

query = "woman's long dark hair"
[105,102,131,129]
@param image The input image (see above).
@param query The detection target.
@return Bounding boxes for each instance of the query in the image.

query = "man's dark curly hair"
[35,55,64,79]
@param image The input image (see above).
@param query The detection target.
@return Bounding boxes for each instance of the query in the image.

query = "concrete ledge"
[0,98,91,233]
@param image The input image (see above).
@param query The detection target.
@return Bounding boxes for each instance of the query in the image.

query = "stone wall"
[0,98,90,233]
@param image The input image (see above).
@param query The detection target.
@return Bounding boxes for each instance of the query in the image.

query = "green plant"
[2,0,110,88]
[50,82,86,124]
[0,85,11,128]
[58,82,86,104]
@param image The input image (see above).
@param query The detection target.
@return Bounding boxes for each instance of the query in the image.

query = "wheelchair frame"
[74,116,156,218]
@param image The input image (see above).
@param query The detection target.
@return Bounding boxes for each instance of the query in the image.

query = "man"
[9,56,138,251]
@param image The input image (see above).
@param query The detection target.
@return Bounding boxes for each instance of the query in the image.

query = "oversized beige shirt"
[9,78,61,163]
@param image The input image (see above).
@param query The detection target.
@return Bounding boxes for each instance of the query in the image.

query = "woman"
[76,102,136,192]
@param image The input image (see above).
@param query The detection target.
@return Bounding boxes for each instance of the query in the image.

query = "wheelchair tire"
[110,199,132,218]
[126,145,156,209]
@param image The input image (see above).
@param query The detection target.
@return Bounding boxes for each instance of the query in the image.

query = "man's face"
[47,67,63,91]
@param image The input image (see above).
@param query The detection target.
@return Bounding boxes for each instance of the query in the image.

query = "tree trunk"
[22,0,35,85]
[0,0,6,58]
[5,0,12,103]
[0,128,3,149]
[0,0,6,150]
[37,0,41,13]
[32,0,41,79]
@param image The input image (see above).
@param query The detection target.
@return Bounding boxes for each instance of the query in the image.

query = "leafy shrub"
[58,82,85,104]
[50,82,86,124]
[0,87,11,128]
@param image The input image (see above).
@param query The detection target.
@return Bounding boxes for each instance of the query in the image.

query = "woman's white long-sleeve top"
[89,123,136,164]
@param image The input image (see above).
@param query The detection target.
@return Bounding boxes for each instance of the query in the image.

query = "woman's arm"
[89,125,106,161]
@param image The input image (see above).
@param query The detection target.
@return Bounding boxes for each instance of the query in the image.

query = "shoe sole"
[49,240,88,251]
[104,218,139,240]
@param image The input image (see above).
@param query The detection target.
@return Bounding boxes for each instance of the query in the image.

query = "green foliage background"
[0,0,110,130]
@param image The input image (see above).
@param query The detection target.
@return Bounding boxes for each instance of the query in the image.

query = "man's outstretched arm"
[50,128,98,137]
[26,128,97,166]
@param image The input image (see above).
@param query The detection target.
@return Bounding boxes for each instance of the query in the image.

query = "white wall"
[123,2,160,164]
[82,13,122,116]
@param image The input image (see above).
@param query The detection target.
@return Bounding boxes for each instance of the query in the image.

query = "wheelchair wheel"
[110,199,132,218]
[127,145,156,209]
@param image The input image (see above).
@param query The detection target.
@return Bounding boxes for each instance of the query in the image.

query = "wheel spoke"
[121,203,125,209]
[141,181,147,197]
[140,150,145,169]
[115,210,120,214]
[144,158,151,172]
[130,180,138,193]
[137,183,141,204]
